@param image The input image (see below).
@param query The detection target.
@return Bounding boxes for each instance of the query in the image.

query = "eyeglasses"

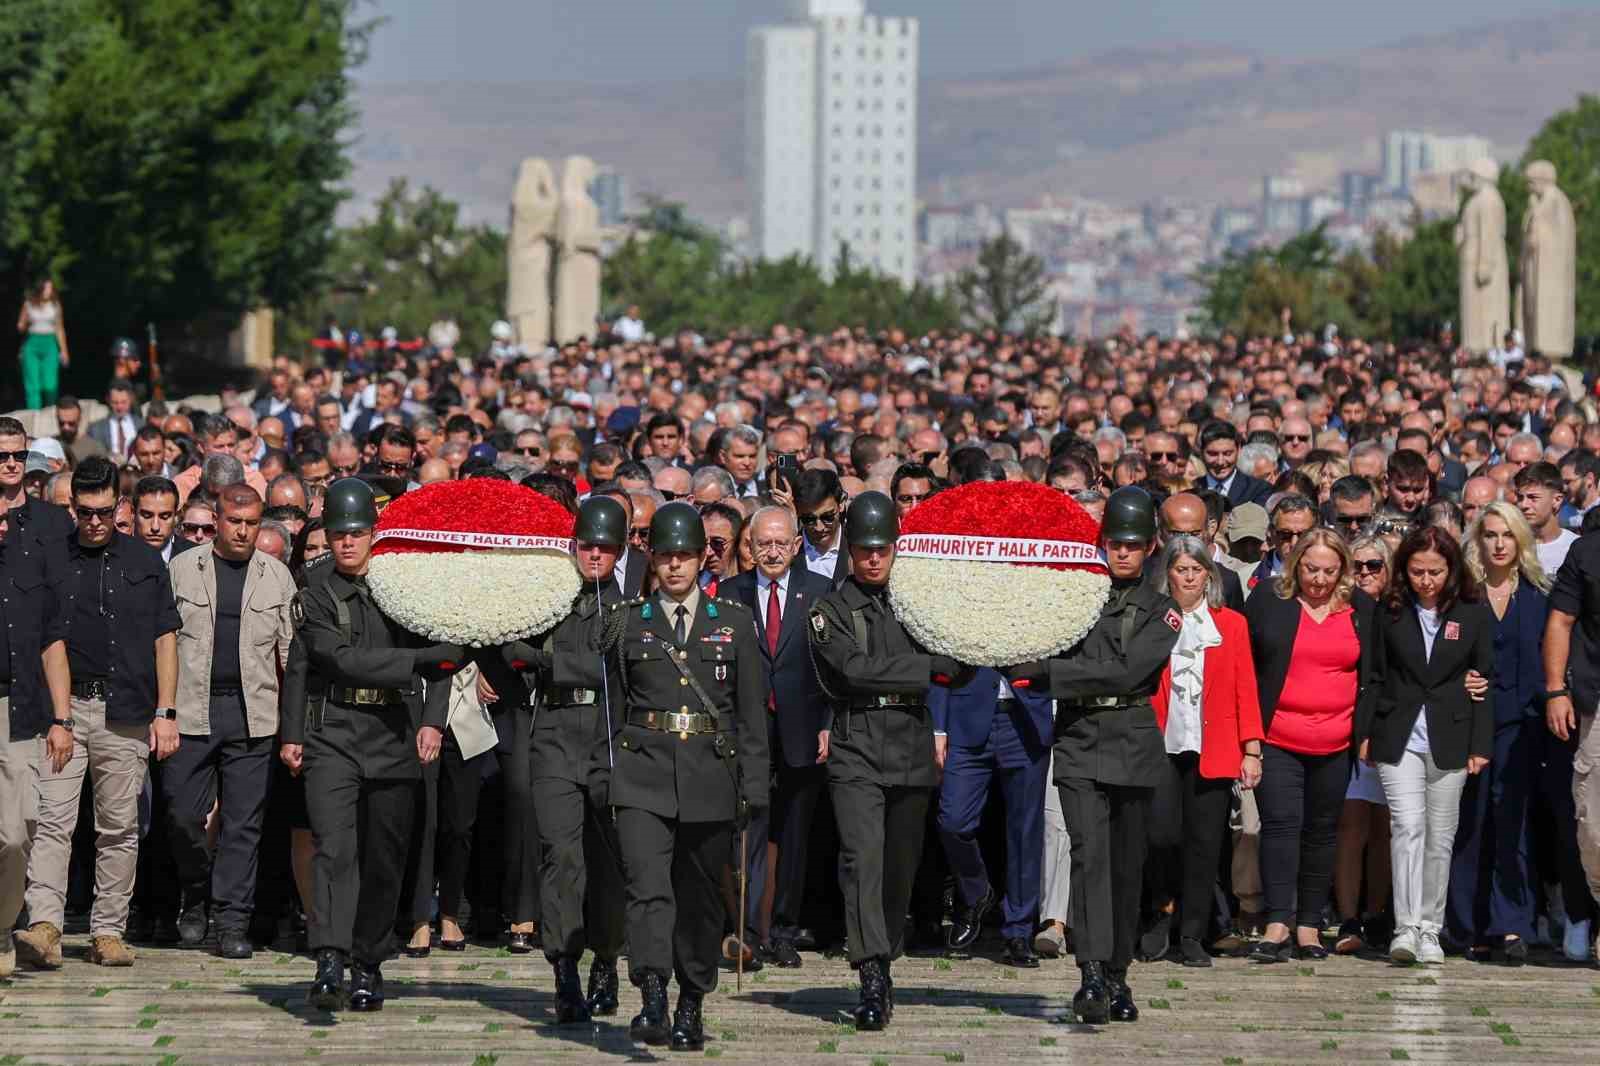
[1353,559,1386,575]
[0,450,30,465]
[895,492,930,506]
[377,460,412,476]
[706,537,730,555]
[798,509,840,528]
[182,522,217,537]
[76,505,117,522]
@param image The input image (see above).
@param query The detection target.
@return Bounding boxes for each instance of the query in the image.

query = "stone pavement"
[3,935,1599,1064]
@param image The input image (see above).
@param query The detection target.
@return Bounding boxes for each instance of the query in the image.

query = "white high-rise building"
[748,0,918,286]
[1381,130,1493,193]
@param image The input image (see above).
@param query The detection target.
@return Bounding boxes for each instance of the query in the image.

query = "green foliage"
[0,0,365,385]
[952,232,1054,332]
[1368,220,1458,342]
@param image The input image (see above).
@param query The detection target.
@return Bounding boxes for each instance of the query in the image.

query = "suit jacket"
[724,565,833,766]
[1364,598,1495,771]
[1204,470,1273,508]
[1152,606,1264,779]
[928,667,1053,752]
[87,413,139,458]
[1490,582,1547,728]
[614,545,646,600]
[1243,586,1379,758]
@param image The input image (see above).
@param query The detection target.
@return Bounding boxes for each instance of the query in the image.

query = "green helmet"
[110,337,138,360]
[649,501,706,554]
[575,495,627,547]
[844,490,898,549]
[322,477,378,534]
[1101,485,1157,544]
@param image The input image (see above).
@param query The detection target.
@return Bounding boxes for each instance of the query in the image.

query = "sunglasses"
[1282,434,1310,443]
[76,504,118,521]
[0,450,30,465]
[659,490,686,501]
[514,446,543,457]
[333,463,360,476]
[628,527,651,542]
[182,522,217,537]
[377,460,412,476]
[706,537,730,555]
[1353,559,1386,575]
[798,510,840,527]
[1146,452,1179,462]
[1335,512,1373,527]
[547,460,579,475]
[894,492,930,506]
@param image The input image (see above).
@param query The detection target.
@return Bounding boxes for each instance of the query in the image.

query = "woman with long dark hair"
[1362,526,1493,965]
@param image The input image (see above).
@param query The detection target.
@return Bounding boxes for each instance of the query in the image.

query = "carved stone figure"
[1454,158,1510,355]
[1519,159,1577,358]
[507,157,558,349]
[553,155,602,345]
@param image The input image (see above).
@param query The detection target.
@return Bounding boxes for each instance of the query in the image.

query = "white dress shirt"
[758,571,786,631]
[803,533,840,581]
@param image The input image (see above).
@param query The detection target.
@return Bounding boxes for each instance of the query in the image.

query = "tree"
[0,0,367,387]
[953,233,1053,332]
[1368,219,1459,343]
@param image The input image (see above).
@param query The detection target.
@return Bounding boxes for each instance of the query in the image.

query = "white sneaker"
[1389,926,1420,963]
[0,944,14,979]
[1418,930,1444,965]
[1563,918,1593,962]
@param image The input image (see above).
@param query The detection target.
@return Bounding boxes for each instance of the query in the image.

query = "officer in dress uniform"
[599,501,768,1051]
[277,479,460,1012]
[498,496,628,1025]
[1008,486,1181,1025]
[806,491,970,1031]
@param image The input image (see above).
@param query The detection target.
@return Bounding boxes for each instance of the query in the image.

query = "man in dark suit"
[722,506,834,968]
[86,382,141,462]
[930,667,1053,967]
[1198,421,1272,508]
[1248,494,1318,589]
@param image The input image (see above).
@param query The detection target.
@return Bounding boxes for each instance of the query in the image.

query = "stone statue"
[1454,158,1509,355]
[1519,159,1577,358]
[553,155,602,344]
[507,158,558,350]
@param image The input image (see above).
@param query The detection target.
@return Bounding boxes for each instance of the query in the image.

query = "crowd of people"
[5,316,1600,1039]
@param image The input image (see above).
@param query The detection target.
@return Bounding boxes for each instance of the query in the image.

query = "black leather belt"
[210,686,243,697]
[71,680,107,700]
[329,686,404,706]
[1065,694,1153,711]
[849,695,926,711]
[547,686,599,707]
[627,709,718,736]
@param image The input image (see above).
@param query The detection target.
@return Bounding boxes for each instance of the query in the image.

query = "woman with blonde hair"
[1302,456,1351,506]
[1244,528,1380,960]
[1448,502,1558,963]
[15,278,69,408]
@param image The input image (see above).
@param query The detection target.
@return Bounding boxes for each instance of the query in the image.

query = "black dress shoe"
[1106,969,1138,1023]
[348,963,385,1012]
[1295,941,1330,960]
[630,973,671,1045]
[552,958,592,1025]
[1002,936,1039,968]
[852,957,890,1031]
[669,990,705,1051]
[216,930,254,960]
[1179,937,1212,968]
[793,927,818,950]
[762,938,802,968]
[1498,936,1528,967]
[506,931,534,954]
[587,957,620,1017]
[1137,912,1172,962]
[308,949,345,1011]
[1248,937,1292,963]
[947,887,996,951]
[401,942,431,959]
[1071,961,1110,1024]
[437,937,467,952]
[177,902,209,947]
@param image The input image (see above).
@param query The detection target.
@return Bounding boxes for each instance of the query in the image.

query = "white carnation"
[888,557,1110,667]
[368,549,580,647]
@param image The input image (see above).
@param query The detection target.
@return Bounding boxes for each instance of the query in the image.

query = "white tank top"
[25,301,58,335]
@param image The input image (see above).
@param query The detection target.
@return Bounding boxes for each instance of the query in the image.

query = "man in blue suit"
[722,506,836,968]
[930,666,1054,966]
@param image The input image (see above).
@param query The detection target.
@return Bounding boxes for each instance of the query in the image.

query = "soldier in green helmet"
[493,494,629,1024]
[280,478,463,1013]
[597,500,768,1050]
[807,490,972,1032]
[1005,485,1181,1025]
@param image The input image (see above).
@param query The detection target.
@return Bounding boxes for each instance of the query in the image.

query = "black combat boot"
[177,899,209,947]
[1106,967,1139,1022]
[852,957,889,1031]
[552,957,591,1025]
[587,956,620,1016]
[629,973,671,1045]
[669,988,705,1051]
[308,948,345,1011]
[348,961,385,1012]
[882,957,896,1023]
[1072,961,1110,1024]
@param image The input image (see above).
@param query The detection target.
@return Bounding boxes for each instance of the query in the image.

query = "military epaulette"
[713,596,750,612]
[608,596,646,613]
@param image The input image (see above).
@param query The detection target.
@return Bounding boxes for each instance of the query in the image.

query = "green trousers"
[19,333,61,409]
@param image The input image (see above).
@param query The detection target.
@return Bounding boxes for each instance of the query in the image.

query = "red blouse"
[1267,605,1360,756]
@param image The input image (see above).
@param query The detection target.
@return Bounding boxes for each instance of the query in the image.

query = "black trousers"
[751,763,826,942]
[830,779,931,964]
[1256,744,1347,928]
[615,807,730,994]
[534,773,625,962]
[164,730,274,933]
[304,742,417,965]
[435,739,497,920]
[496,707,541,925]
[1059,777,1150,969]
[1145,752,1233,941]
[400,758,439,929]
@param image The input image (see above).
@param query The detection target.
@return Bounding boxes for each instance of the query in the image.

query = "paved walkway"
[3,936,1599,1064]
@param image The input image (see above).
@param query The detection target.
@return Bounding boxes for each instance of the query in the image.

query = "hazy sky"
[360,0,1600,84]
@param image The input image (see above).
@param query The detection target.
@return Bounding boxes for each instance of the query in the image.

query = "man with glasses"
[653,465,691,503]
[1326,475,1378,541]
[15,457,181,971]
[1248,494,1317,588]
[1279,417,1314,467]
[889,463,936,518]
[794,468,850,587]
[511,429,547,471]
[698,504,741,598]
[1143,431,1188,488]
[545,437,584,487]
[327,434,362,479]
[627,491,659,563]
[0,416,74,569]
[369,425,417,486]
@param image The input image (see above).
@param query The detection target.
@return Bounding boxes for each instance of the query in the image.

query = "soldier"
[1007,486,1181,1025]
[277,479,459,1012]
[806,491,970,1031]
[600,501,768,1050]
[498,496,628,1025]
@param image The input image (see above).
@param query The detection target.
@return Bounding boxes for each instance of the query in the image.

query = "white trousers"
[1377,749,1467,935]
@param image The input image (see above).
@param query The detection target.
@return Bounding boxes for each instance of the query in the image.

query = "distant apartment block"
[588,167,629,228]
[1381,130,1492,193]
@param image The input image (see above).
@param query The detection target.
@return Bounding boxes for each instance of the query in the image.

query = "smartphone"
[772,452,799,491]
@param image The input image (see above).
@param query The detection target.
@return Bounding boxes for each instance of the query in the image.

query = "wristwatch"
[1546,688,1572,701]
[157,707,177,721]
[51,717,74,731]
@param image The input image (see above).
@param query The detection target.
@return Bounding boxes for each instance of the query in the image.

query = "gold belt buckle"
[575,688,595,704]
[353,688,376,705]
[668,711,693,739]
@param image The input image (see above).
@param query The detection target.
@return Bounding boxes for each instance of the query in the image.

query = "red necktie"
[765,580,782,656]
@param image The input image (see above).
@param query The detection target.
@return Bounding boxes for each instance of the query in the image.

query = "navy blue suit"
[929,668,1053,940]
[724,564,835,944]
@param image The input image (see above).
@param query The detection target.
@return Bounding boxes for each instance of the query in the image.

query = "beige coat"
[169,545,296,737]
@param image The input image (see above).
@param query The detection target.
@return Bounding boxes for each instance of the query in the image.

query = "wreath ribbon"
[374,527,572,551]
[895,533,1103,567]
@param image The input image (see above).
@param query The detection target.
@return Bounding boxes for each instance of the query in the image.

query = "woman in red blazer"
[1144,535,1265,967]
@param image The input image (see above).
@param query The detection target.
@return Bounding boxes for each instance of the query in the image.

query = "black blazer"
[1243,585,1379,757]
[1364,599,1494,771]
[1205,470,1273,509]
[723,565,834,766]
